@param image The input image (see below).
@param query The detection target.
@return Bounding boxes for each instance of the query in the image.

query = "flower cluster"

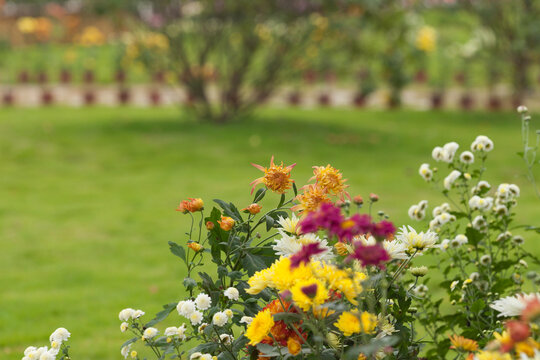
[22,328,71,360]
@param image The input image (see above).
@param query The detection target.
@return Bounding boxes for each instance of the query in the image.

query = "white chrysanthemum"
[436,238,450,251]
[375,315,398,339]
[272,230,334,261]
[450,280,459,291]
[212,311,229,327]
[408,205,424,221]
[442,142,459,163]
[133,309,145,319]
[220,334,234,345]
[494,204,509,216]
[472,180,491,195]
[443,170,461,190]
[198,323,208,334]
[459,151,475,164]
[432,146,444,161]
[469,195,493,211]
[119,308,135,321]
[177,300,196,317]
[195,293,212,310]
[429,212,456,231]
[490,293,540,317]
[277,213,300,234]
[408,200,428,221]
[190,352,203,360]
[472,216,487,230]
[38,351,56,360]
[121,345,131,359]
[224,287,239,301]
[396,226,438,253]
[177,324,186,340]
[383,240,408,260]
[471,135,494,152]
[189,310,203,325]
[432,203,450,217]
[165,327,178,337]
[200,355,213,360]
[418,163,433,181]
[24,347,37,356]
[120,322,129,332]
[142,327,159,340]
[49,327,70,344]
[240,316,253,324]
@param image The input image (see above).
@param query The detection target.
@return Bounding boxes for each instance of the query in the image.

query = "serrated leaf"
[168,241,186,263]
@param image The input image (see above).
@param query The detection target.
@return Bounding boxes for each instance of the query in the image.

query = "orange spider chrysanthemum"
[449,334,479,352]
[251,156,296,194]
[311,164,350,199]
[291,184,331,214]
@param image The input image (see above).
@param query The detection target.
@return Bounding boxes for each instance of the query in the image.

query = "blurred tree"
[126,0,351,123]
[460,0,540,104]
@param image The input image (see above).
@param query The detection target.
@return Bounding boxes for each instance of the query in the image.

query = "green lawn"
[1,107,539,359]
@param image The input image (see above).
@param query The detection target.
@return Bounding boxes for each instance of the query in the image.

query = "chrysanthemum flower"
[292,184,331,214]
[449,334,478,352]
[291,278,328,311]
[346,242,390,269]
[242,203,262,215]
[218,216,235,231]
[396,226,438,253]
[251,156,296,194]
[310,164,349,199]
[289,243,327,269]
[334,311,377,336]
[246,309,275,346]
[491,293,540,317]
[176,198,204,213]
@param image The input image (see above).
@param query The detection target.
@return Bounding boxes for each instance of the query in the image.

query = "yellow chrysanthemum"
[475,351,512,360]
[17,17,37,34]
[311,165,349,199]
[291,184,331,214]
[291,278,328,311]
[271,257,312,291]
[246,309,275,346]
[334,311,377,336]
[416,26,436,53]
[246,267,274,295]
[515,338,540,357]
[334,242,350,256]
[312,262,364,305]
[449,334,478,352]
[251,156,296,194]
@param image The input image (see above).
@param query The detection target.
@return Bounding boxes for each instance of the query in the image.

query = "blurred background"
[1,1,540,359]
[1,0,540,113]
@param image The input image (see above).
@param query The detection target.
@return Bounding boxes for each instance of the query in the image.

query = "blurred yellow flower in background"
[78,26,106,46]
[17,17,37,34]
[416,26,436,53]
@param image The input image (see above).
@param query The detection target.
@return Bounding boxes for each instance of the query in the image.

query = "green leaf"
[145,302,177,327]
[189,343,219,356]
[120,336,138,349]
[256,343,281,357]
[470,299,485,314]
[265,215,275,231]
[292,182,298,196]
[242,252,268,275]
[253,188,266,203]
[168,241,186,263]
[277,193,286,208]
[183,277,197,291]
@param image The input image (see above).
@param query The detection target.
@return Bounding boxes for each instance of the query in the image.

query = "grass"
[1,106,539,359]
